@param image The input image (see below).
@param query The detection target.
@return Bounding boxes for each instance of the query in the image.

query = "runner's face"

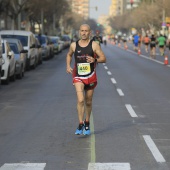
[79,26,90,40]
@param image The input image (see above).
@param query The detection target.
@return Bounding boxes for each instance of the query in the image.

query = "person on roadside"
[157,33,166,56]
[149,34,156,59]
[143,34,150,53]
[92,30,103,46]
[66,24,106,135]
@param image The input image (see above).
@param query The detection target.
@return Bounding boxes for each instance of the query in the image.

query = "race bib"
[77,63,91,75]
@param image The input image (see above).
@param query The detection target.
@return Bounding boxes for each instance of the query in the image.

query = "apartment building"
[66,0,89,19]
[109,0,141,17]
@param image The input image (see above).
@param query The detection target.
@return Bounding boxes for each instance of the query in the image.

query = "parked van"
[0,30,37,70]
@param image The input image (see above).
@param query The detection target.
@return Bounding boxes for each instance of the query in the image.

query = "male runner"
[92,30,103,46]
[66,24,106,135]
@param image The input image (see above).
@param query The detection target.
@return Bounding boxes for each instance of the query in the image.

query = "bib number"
[77,63,91,75]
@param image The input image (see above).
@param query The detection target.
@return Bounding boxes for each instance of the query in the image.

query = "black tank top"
[74,40,95,77]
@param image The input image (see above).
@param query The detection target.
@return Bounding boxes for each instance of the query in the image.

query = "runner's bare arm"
[92,41,106,63]
[66,42,76,74]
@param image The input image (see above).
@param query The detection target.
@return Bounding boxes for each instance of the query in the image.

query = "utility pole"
[41,9,44,34]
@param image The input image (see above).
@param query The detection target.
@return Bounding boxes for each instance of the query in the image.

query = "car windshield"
[1,35,28,46]
[51,38,58,44]
[36,36,46,45]
[9,43,19,54]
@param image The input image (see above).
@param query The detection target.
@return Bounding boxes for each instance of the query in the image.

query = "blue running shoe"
[83,121,91,135]
[75,124,84,135]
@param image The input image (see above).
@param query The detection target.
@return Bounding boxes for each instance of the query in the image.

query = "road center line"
[117,88,124,96]
[0,163,46,170]
[90,112,96,163]
[107,71,112,75]
[111,78,117,84]
[104,66,108,70]
[125,104,138,117]
[143,135,166,163]
[88,163,131,170]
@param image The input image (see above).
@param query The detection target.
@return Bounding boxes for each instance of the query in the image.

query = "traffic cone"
[164,55,168,65]
[138,49,141,55]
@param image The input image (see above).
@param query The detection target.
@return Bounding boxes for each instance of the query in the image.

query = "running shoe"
[75,124,84,135]
[83,121,91,135]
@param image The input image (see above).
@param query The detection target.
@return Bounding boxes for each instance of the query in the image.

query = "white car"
[5,38,28,79]
[1,39,16,84]
[0,30,37,70]
[0,37,2,82]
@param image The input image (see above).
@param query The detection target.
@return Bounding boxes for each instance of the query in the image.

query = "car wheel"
[10,67,16,82]
[2,68,10,85]
[17,66,23,79]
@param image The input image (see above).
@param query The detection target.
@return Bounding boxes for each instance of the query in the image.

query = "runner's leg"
[74,82,85,123]
[84,88,94,122]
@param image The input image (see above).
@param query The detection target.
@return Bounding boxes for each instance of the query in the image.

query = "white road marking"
[143,135,166,163]
[107,71,112,75]
[104,66,108,70]
[0,163,46,170]
[117,89,124,96]
[111,78,117,84]
[103,63,106,66]
[88,163,131,170]
[125,104,138,117]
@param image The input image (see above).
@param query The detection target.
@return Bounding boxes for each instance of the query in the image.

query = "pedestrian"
[66,24,106,135]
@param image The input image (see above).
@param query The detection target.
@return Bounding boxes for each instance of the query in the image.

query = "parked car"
[50,36,63,53]
[1,39,16,84]
[0,30,37,70]
[35,38,43,64]
[35,34,51,60]
[0,37,2,82]
[5,38,28,79]
[61,34,71,49]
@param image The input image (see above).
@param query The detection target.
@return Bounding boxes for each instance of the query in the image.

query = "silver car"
[5,38,28,79]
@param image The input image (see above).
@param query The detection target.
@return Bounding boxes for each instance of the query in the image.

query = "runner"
[133,33,139,51]
[122,34,127,49]
[66,24,106,135]
[157,33,166,56]
[149,34,156,59]
[92,30,103,46]
[143,34,150,53]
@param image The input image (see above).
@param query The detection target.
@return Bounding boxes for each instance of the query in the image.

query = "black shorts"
[84,82,97,90]
[159,45,164,48]
[150,44,156,48]
[145,43,149,46]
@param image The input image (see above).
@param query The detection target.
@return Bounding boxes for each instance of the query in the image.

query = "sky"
[89,0,112,20]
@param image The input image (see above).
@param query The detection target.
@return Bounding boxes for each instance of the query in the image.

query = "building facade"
[109,0,141,17]
[67,0,89,19]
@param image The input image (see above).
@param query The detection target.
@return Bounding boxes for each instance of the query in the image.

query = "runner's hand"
[67,67,73,74]
[86,56,95,63]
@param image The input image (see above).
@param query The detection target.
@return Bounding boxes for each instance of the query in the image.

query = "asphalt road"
[0,42,170,170]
